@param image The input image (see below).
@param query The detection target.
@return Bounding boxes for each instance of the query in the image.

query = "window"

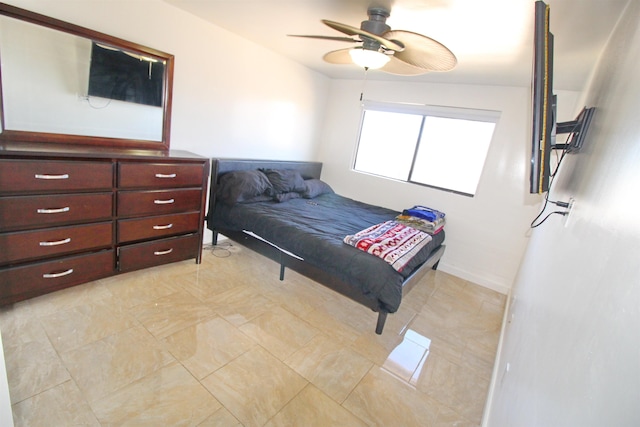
[353,101,499,196]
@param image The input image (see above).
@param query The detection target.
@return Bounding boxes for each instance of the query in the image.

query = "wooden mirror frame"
[0,3,174,151]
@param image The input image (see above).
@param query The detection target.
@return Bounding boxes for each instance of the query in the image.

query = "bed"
[206,158,446,334]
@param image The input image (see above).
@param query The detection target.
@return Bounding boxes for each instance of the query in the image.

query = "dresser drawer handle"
[37,207,70,214]
[35,173,69,180]
[155,173,176,179]
[153,223,173,230]
[154,198,175,205]
[39,237,72,247]
[43,268,74,279]
[154,248,173,256]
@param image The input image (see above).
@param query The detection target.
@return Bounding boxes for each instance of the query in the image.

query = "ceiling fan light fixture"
[349,48,390,69]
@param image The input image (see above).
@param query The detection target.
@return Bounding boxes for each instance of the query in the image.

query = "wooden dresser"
[0,148,209,305]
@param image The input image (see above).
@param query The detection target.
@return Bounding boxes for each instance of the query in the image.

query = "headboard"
[206,158,323,231]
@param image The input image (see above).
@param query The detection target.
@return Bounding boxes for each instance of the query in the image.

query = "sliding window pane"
[354,110,422,180]
[411,117,495,195]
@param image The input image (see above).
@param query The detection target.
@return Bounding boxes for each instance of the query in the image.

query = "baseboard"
[0,331,15,427]
[481,288,513,426]
[438,262,511,295]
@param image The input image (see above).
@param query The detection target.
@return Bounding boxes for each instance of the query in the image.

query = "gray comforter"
[211,193,444,312]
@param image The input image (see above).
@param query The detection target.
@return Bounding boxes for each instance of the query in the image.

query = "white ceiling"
[163,0,628,91]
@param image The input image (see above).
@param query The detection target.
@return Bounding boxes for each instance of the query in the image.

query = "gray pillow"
[301,179,334,198]
[260,169,307,195]
[216,170,273,205]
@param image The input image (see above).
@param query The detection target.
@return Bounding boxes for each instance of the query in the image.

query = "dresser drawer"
[117,212,200,243]
[117,189,202,217]
[0,159,112,194]
[0,250,115,305]
[118,162,204,189]
[0,193,113,231]
[118,234,200,273]
[0,222,113,265]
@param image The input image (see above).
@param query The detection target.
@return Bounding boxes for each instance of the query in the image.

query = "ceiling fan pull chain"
[360,68,369,101]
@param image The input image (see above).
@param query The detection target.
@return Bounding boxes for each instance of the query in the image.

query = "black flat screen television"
[529,2,596,194]
[87,43,164,107]
[530,0,554,194]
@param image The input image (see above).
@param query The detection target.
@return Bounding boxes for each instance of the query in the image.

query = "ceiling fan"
[289,7,457,75]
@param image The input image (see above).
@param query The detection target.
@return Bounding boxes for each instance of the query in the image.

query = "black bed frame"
[206,158,445,334]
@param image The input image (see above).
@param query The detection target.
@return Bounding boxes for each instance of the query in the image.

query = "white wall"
[318,80,579,294]
[486,0,640,425]
[5,0,330,244]
[4,0,329,158]
[7,0,329,160]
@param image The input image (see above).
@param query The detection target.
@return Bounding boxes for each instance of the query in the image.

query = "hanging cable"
[530,134,573,228]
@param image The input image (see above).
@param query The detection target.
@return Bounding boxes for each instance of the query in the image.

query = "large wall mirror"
[0,3,174,151]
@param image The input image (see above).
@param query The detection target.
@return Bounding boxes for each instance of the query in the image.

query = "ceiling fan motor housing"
[361,7,391,50]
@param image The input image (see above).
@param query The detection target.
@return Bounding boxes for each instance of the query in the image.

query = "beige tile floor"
[0,241,506,426]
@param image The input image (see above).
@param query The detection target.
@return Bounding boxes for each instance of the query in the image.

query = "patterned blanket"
[344,221,433,272]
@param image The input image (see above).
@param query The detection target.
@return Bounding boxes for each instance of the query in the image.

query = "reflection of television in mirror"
[88,43,164,107]
[530,1,595,194]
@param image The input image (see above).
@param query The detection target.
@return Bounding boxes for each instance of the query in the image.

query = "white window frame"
[353,100,500,196]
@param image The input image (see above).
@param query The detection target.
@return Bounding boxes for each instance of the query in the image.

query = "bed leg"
[432,260,440,270]
[277,251,287,280]
[375,311,388,335]
[212,231,219,246]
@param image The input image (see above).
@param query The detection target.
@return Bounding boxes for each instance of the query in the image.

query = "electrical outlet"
[500,362,511,385]
[563,197,576,227]
[508,295,516,324]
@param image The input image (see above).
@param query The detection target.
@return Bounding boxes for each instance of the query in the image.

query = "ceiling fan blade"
[287,34,356,43]
[322,20,404,52]
[384,30,457,71]
[322,48,353,65]
[380,56,429,76]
